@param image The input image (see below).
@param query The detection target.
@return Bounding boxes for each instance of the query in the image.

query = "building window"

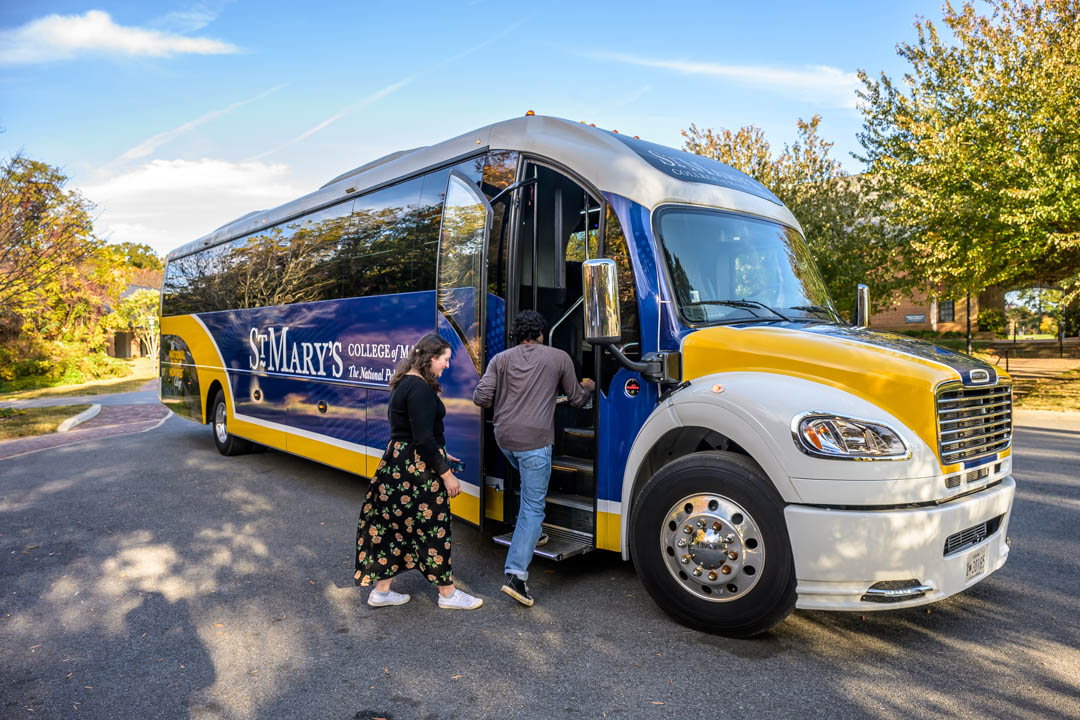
[938,300,955,322]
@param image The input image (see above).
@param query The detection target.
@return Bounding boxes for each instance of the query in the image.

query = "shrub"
[978,308,1006,335]
[0,340,129,391]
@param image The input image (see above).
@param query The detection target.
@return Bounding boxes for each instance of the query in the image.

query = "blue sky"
[1,1,951,256]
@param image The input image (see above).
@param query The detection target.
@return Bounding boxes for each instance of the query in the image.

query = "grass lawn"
[0,357,157,402]
[0,404,93,440]
[1014,366,1080,411]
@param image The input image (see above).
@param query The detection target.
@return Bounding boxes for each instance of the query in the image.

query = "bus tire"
[629,451,796,637]
[211,389,253,456]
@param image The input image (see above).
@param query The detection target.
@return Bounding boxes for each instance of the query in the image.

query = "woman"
[354,332,483,610]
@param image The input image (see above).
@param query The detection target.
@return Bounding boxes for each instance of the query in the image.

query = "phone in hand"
[447,458,466,474]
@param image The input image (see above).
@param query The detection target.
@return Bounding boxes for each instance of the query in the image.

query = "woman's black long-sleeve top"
[388,375,450,476]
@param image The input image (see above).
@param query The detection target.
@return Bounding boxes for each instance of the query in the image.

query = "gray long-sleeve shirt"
[472,343,590,452]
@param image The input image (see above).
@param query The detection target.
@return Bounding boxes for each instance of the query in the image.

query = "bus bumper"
[785,476,1014,611]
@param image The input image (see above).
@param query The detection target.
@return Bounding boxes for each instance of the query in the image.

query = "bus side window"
[600,205,640,392]
[341,176,424,298]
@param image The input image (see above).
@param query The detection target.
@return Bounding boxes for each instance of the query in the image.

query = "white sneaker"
[438,588,483,610]
[367,589,410,607]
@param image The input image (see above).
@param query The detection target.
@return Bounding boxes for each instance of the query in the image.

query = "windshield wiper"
[697,299,792,322]
[789,304,842,323]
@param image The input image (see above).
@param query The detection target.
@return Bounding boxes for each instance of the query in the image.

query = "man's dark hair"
[512,310,546,343]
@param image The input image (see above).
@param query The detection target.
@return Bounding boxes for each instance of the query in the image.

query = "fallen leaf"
[26,545,38,549]
[384,667,390,676]
[84,686,92,690]
[214,623,224,627]
[248,669,258,675]
[309,580,316,585]
[651,702,665,705]
[28,644,41,650]
[451,674,461,679]
[65,673,72,679]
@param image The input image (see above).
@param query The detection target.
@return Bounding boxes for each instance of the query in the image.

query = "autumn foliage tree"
[856,0,1080,305]
[0,155,99,315]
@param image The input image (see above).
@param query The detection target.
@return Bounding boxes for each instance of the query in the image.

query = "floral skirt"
[354,441,452,587]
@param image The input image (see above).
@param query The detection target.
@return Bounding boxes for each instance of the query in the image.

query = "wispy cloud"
[616,84,652,107]
[81,159,304,253]
[247,78,414,161]
[250,15,534,160]
[111,84,288,165]
[591,51,861,108]
[152,8,219,34]
[0,10,239,65]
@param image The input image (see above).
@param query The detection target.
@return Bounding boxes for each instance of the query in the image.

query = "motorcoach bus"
[160,114,1015,636]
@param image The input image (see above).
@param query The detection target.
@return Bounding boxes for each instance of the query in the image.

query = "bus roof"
[167,115,802,260]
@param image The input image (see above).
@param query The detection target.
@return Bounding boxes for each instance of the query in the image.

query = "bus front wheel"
[212,389,253,456]
[629,451,796,637]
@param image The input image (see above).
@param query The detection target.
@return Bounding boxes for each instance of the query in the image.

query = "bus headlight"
[792,413,910,460]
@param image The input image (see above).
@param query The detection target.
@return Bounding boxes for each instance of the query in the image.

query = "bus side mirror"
[853,283,870,328]
[582,259,622,344]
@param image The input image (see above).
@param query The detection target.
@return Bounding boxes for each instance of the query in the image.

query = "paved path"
[1,407,1077,718]
[0,380,158,409]
[0,404,171,460]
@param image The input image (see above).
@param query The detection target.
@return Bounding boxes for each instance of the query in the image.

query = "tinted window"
[604,206,639,356]
[483,151,517,300]
[161,157,486,315]
[338,176,424,297]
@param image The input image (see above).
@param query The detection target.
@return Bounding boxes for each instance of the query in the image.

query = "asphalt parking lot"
[1,411,1078,719]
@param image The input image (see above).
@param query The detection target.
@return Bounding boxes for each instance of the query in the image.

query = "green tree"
[856,0,1080,303]
[106,288,161,365]
[111,241,163,271]
[682,116,911,316]
[0,154,99,314]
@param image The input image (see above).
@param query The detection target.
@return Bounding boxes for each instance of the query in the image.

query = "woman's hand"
[446,452,462,463]
[443,472,462,498]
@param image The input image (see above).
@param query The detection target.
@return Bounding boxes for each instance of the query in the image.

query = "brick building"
[870,287,1005,335]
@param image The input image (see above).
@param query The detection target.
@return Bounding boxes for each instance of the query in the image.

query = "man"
[473,310,595,607]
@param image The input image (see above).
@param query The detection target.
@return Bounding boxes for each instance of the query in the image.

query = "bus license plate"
[966,547,987,579]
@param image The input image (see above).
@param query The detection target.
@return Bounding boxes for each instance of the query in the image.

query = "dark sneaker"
[501,574,534,607]
[536,533,549,547]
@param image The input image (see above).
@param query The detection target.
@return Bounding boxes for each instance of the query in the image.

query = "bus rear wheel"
[629,451,796,637]
[212,389,253,456]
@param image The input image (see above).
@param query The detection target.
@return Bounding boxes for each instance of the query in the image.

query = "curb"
[57,404,102,433]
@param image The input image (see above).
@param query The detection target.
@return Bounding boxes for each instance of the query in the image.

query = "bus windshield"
[656,207,838,325]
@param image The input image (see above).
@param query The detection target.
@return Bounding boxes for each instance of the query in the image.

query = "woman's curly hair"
[512,310,546,344]
[388,333,451,392]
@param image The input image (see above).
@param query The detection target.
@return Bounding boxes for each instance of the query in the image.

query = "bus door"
[436,171,491,528]
[495,160,599,560]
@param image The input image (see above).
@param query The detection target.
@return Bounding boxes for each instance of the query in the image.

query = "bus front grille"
[944,514,1003,556]
[936,382,1012,466]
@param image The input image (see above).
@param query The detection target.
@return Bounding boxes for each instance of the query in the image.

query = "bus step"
[563,426,595,440]
[552,455,593,476]
[545,492,592,511]
[493,524,593,561]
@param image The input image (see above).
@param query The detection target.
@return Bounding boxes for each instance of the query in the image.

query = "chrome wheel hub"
[214,403,228,444]
[660,493,764,602]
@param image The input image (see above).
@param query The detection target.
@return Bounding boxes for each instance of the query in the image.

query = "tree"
[108,288,161,366]
[0,154,99,313]
[856,0,1080,303]
[21,243,130,350]
[111,241,163,271]
[682,116,912,316]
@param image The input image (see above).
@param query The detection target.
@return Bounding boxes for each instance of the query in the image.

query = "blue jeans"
[501,446,552,580]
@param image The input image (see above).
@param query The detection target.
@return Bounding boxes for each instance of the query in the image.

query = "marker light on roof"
[525,110,535,116]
